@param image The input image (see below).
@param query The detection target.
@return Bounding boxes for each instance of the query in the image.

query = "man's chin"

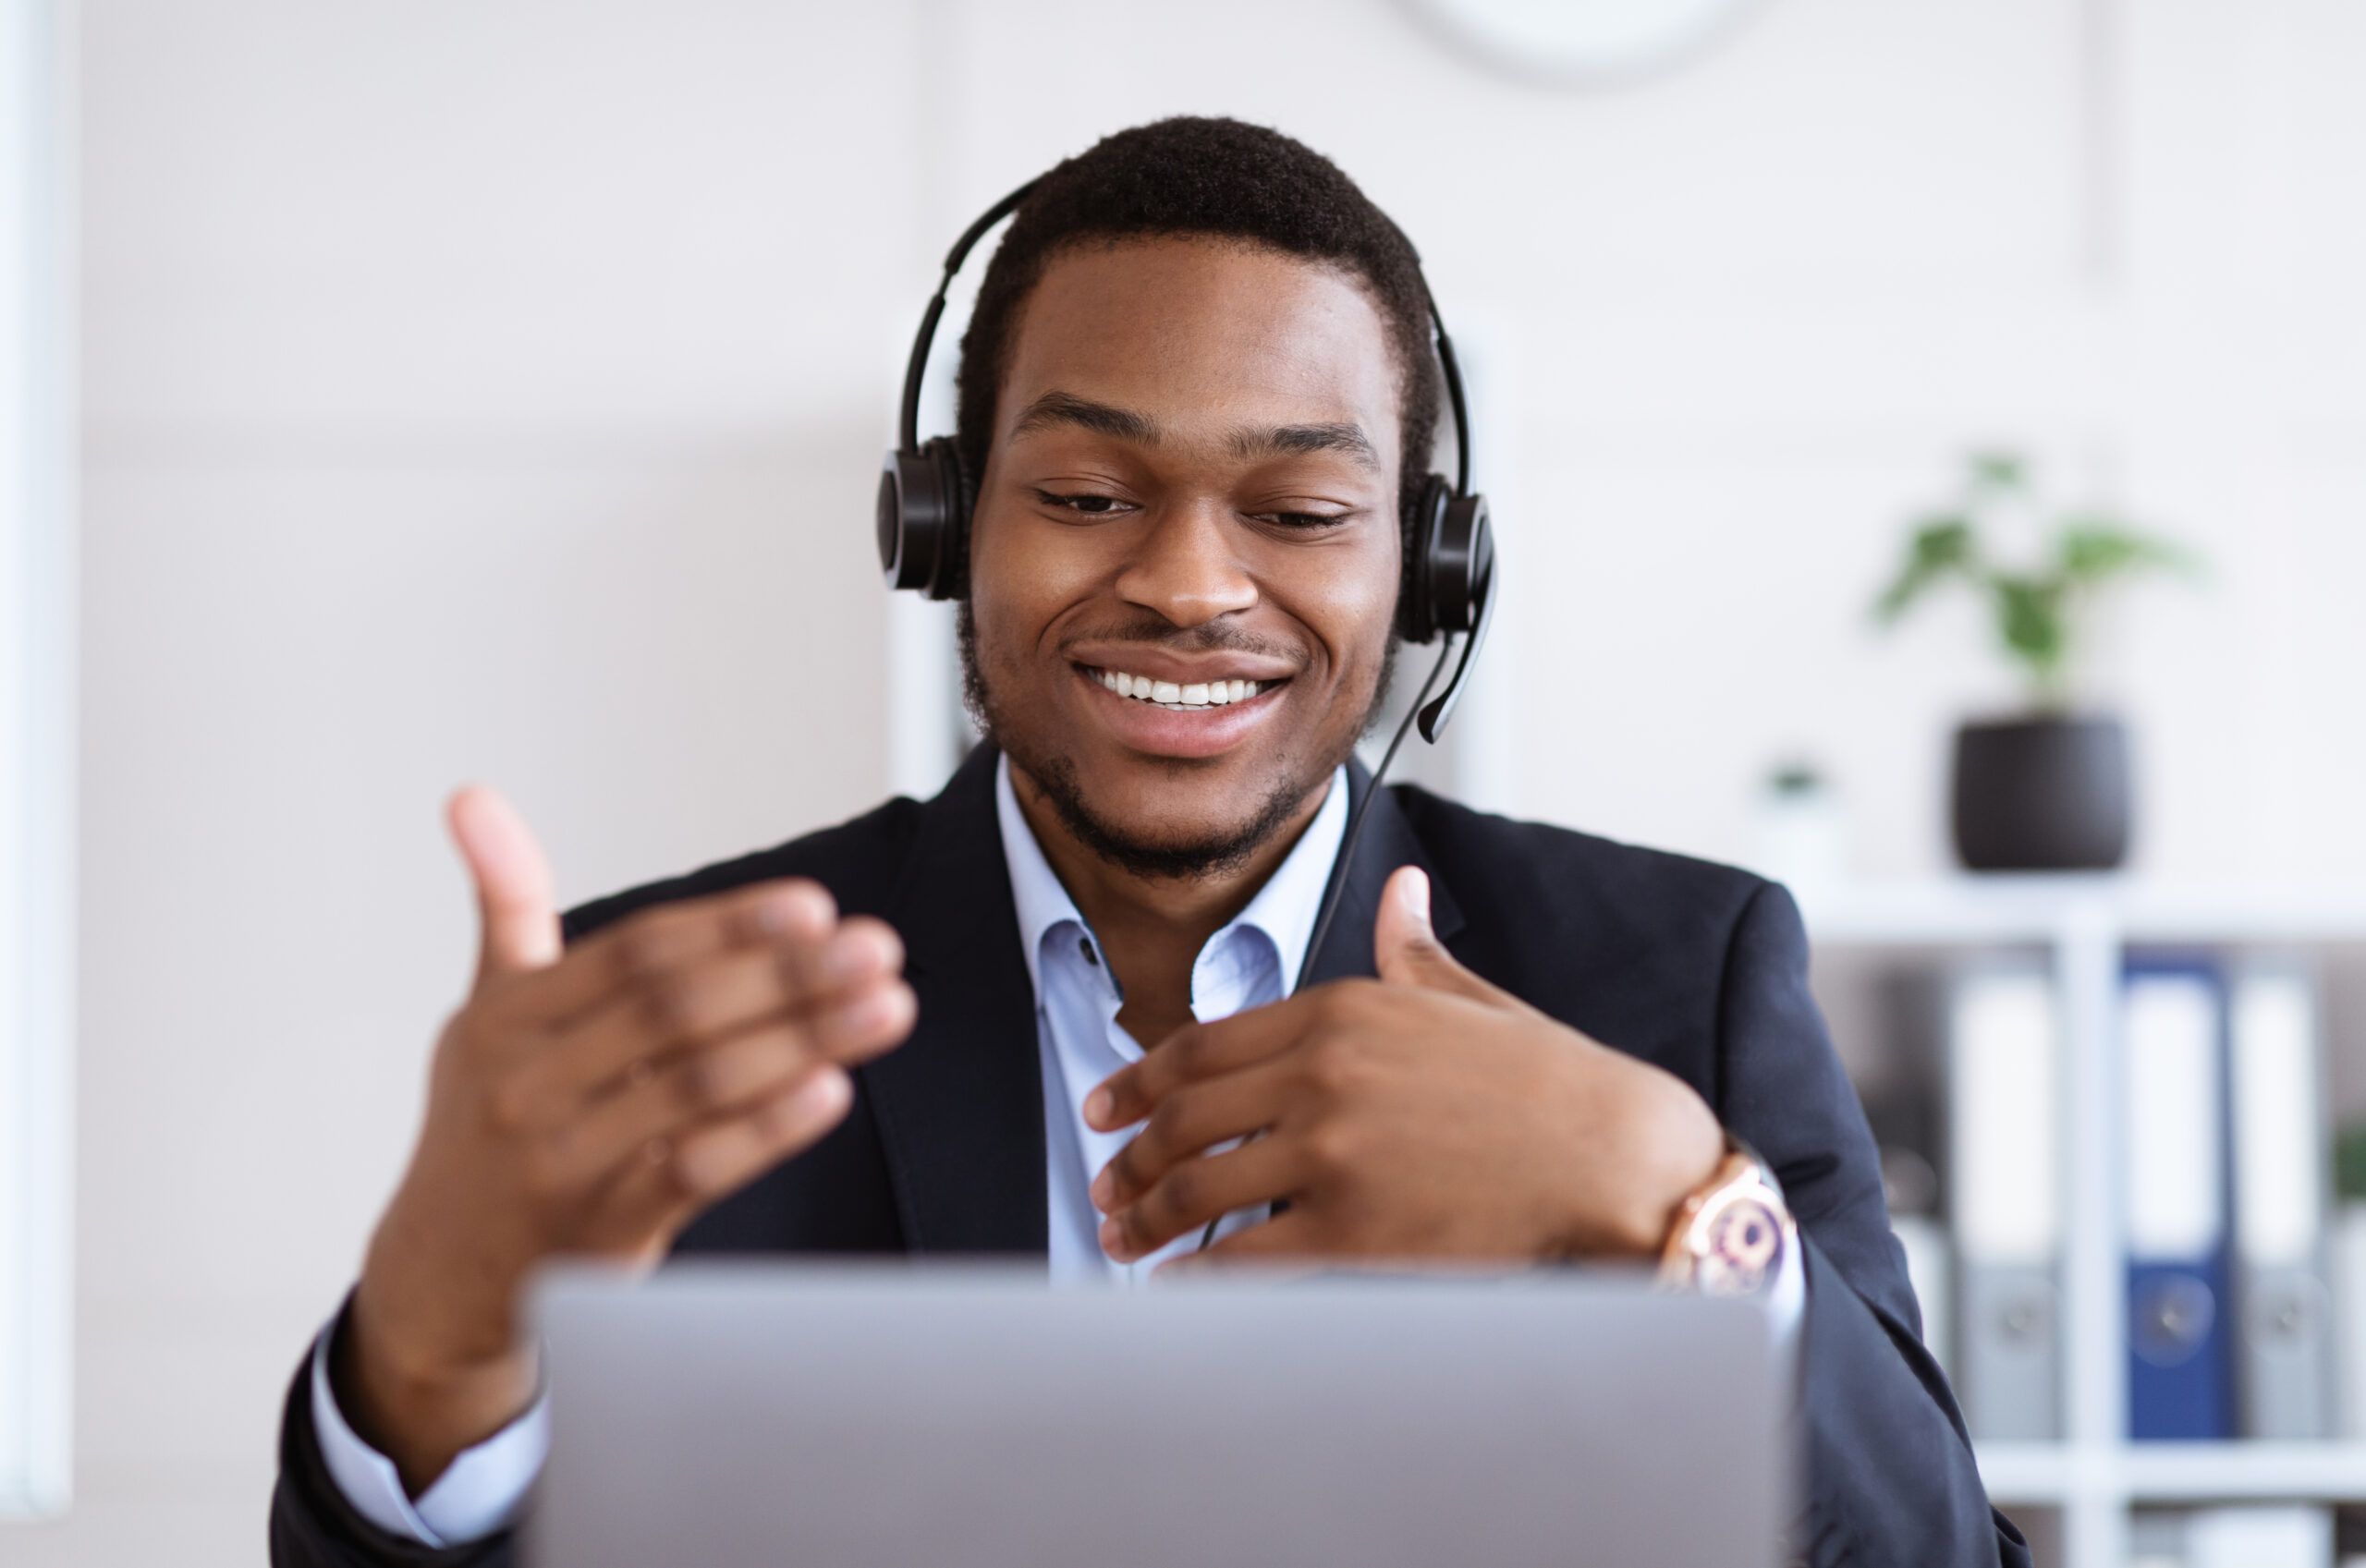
[1019,752,1321,882]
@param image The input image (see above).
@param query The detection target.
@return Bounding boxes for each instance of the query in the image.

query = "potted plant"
[1873,454,2195,871]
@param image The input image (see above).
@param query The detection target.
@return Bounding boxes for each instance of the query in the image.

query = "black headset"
[881,181,1499,1252]
[876,178,1496,746]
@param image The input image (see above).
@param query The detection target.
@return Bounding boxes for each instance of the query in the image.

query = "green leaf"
[1873,457,2202,704]
[2338,1123,2366,1203]
[1872,517,1978,623]
[1992,573,2068,684]
[1967,452,2026,492]
[2055,522,2198,586]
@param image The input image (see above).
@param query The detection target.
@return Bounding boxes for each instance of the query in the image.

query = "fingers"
[581,1065,857,1249]
[679,998,909,1100]
[532,918,905,1101]
[1084,999,1311,1132]
[769,914,907,1016]
[494,879,841,1029]
[1090,1066,1287,1214]
[449,786,562,979]
[1097,1135,1301,1263]
[1371,866,1534,1014]
[671,1065,856,1194]
[524,986,913,1189]
[1153,1210,1323,1278]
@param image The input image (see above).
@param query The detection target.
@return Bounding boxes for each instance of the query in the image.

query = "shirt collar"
[994,751,1351,1004]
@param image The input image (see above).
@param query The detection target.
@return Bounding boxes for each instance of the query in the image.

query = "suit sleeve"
[1714,882,2031,1568]
[268,1314,519,1568]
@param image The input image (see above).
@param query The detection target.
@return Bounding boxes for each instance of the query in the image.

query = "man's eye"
[1253,510,1352,530]
[1038,491,1128,516]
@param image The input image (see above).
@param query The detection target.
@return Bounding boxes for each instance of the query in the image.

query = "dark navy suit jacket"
[270,746,2030,1568]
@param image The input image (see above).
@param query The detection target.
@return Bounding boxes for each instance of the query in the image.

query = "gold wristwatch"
[1656,1135,1794,1297]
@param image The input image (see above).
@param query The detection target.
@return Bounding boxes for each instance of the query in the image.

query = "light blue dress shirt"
[309,756,1799,1543]
[999,755,1350,1280]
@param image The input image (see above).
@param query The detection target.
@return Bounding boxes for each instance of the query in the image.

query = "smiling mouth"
[1082,664,1281,711]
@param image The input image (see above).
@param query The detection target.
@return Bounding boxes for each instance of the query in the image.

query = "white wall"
[19,1,2366,1562]
[932,0,2366,887]
[41,5,921,1562]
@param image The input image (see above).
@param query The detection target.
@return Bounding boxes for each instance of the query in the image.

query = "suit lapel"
[855,753,1457,1254]
[859,746,1049,1256]
[1301,765,1465,987]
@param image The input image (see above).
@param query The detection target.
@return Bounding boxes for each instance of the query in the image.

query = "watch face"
[1698,1197,1782,1295]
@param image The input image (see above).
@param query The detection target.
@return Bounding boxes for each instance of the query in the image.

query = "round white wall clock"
[1402,0,1765,86]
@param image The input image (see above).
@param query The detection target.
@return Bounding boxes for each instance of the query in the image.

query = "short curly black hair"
[954,116,1441,527]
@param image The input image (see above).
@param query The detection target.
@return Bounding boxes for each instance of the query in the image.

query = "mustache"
[1057,614,1299,662]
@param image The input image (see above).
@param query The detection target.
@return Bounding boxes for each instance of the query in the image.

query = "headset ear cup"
[878,448,939,592]
[1425,492,1492,637]
[932,437,973,600]
[1398,473,1454,643]
[876,437,974,599]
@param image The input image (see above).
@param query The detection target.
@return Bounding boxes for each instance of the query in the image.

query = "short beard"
[957,601,1398,881]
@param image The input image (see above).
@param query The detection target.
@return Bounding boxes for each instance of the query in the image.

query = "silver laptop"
[531,1264,1785,1568]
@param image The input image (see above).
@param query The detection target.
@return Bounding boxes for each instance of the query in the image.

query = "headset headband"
[898,181,1039,456]
[896,181,1474,503]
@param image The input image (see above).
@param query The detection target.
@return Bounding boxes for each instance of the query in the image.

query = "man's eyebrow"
[1229,421,1381,472]
[1009,392,1162,445]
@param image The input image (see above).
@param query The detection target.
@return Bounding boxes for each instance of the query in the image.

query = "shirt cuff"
[308,1319,548,1546]
[1765,1224,1807,1375]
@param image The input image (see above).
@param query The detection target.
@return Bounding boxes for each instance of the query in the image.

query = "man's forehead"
[998,237,1402,457]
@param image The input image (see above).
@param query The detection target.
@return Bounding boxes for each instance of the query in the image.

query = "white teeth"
[1094,666,1268,709]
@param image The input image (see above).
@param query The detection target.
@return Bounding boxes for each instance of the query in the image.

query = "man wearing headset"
[269,118,2024,1568]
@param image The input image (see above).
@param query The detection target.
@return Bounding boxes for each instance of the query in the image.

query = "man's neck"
[1007,762,1332,1051]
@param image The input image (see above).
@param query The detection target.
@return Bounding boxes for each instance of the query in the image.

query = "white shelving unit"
[1799,879,2366,1568]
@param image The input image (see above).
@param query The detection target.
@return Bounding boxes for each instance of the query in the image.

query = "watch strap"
[1655,1134,1795,1296]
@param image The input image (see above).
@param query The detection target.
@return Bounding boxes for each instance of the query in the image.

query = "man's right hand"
[340,786,916,1493]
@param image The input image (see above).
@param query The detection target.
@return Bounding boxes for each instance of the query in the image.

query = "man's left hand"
[1085,865,1726,1269]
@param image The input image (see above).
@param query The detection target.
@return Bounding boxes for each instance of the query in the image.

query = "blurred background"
[6,0,2366,1564]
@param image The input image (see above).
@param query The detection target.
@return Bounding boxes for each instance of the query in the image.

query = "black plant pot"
[1950,715,2131,871]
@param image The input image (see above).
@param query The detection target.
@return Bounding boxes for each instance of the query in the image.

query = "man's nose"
[1113,503,1259,629]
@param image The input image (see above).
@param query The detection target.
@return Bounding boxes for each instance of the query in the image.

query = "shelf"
[1978,1441,2366,1504]
[1799,878,2366,948]
[1799,883,2366,1564]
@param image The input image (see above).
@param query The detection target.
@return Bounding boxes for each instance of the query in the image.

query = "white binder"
[1890,1213,1952,1380]
[2186,1505,2334,1568]
[2336,1203,2366,1441]
[1948,964,2060,1440]
[2228,964,2332,1440]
